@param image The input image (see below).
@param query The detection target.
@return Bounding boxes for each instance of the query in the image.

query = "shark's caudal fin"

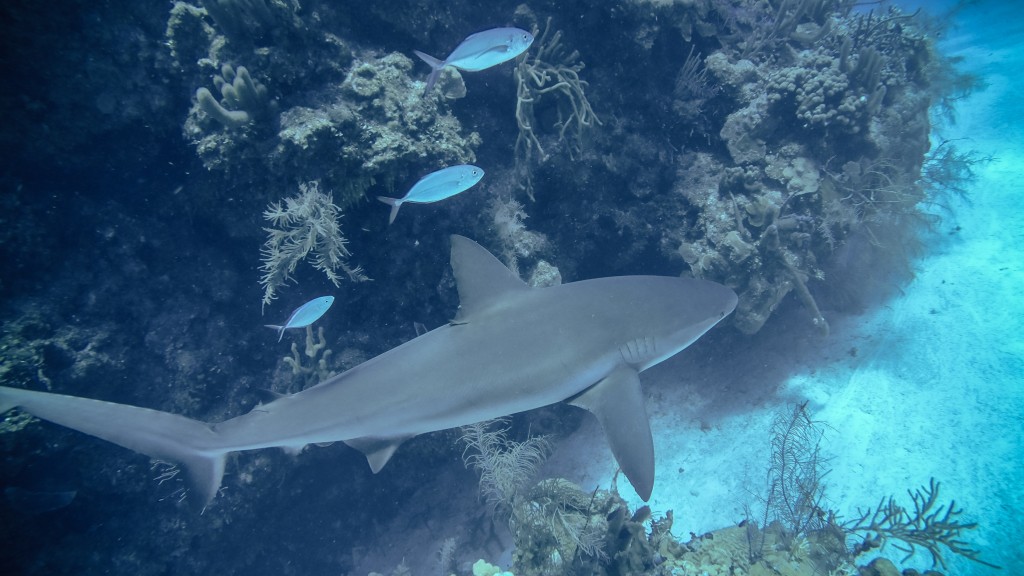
[0,386,226,508]
[413,50,444,93]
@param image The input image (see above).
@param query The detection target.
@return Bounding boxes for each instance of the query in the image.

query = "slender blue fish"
[414,27,534,93]
[266,296,334,342]
[377,165,484,225]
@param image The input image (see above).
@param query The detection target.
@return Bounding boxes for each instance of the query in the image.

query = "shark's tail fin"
[413,50,444,93]
[0,385,227,509]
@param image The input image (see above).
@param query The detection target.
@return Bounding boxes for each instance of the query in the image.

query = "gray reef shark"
[0,235,736,507]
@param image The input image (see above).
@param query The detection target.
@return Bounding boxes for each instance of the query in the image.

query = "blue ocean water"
[0,1,1020,575]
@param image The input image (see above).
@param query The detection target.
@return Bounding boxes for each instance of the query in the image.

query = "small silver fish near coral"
[378,165,484,225]
[414,27,534,93]
[266,296,334,342]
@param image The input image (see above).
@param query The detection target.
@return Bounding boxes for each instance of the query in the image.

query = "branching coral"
[491,196,548,277]
[459,418,551,517]
[749,402,831,560]
[816,154,927,254]
[195,63,269,129]
[280,325,335,391]
[673,45,720,119]
[744,405,997,571]
[920,138,992,202]
[460,420,621,570]
[259,181,367,308]
[515,479,610,567]
[514,17,600,200]
[842,478,1000,570]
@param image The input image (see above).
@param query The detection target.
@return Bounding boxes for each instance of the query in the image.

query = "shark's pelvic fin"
[343,435,414,473]
[569,365,655,501]
[0,385,226,508]
[182,450,227,510]
[449,235,528,323]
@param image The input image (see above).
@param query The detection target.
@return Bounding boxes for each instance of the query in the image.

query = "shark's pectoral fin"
[344,435,414,473]
[569,365,655,501]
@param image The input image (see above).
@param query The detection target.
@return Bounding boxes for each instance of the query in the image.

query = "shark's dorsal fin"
[344,435,414,473]
[569,365,655,501]
[450,235,528,323]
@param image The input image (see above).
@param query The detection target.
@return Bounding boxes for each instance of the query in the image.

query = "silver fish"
[415,27,534,92]
[265,296,334,342]
[377,165,484,225]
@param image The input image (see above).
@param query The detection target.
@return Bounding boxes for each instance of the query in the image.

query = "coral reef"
[172,0,481,278]
[0,310,118,393]
[168,0,952,335]
[0,1,985,574]
[329,53,480,177]
[654,3,940,334]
